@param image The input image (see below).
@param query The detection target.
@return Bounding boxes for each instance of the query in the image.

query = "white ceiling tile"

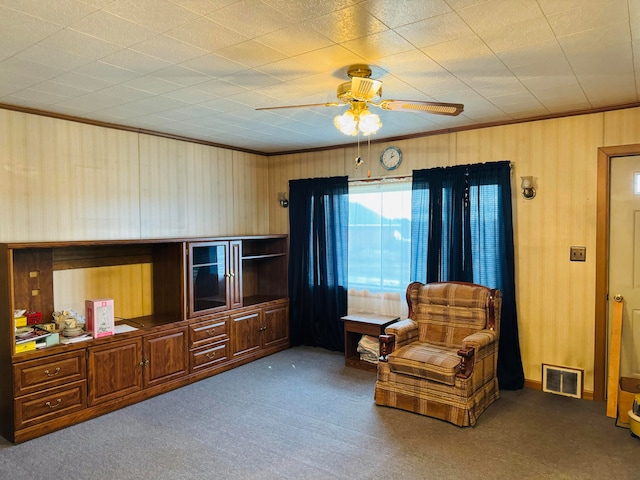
[256,23,333,57]
[361,0,452,28]
[162,87,219,103]
[0,0,97,26]
[307,5,388,43]
[482,17,556,53]
[215,40,287,68]
[150,65,211,87]
[261,0,356,22]
[168,0,236,16]
[100,49,173,75]
[219,69,281,90]
[99,84,155,102]
[0,0,636,153]
[0,57,64,82]
[457,0,543,33]
[55,91,130,112]
[193,78,249,98]
[294,45,367,74]
[74,61,140,83]
[546,0,629,38]
[180,53,247,78]
[208,0,294,38]
[166,16,247,51]
[9,87,69,105]
[0,6,61,59]
[70,11,157,47]
[131,34,209,64]
[395,11,473,48]
[26,80,89,98]
[103,0,200,32]
[257,58,317,82]
[342,30,415,61]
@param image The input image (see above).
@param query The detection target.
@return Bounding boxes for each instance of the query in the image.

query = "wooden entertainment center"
[0,235,289,443]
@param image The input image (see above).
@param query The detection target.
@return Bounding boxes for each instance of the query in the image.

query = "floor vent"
[542,364,583,399]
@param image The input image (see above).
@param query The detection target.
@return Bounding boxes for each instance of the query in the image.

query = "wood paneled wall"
[4,105,640,392]
[268,107,640,393]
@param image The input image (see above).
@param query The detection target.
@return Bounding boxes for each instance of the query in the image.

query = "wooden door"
[87,339,143,406]
[609,155,640,378]
[143,327,188,388]
[262,303,289,349]
[230,309,261,358]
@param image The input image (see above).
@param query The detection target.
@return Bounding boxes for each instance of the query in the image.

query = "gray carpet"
[0,347,637,479]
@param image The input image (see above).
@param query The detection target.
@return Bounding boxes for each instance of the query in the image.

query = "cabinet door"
[263,303,289,349]
[230,309,262,358]
[189,241,229,316]
[143,327,188,388]
[87,339,143,406]
[229,240,242,309]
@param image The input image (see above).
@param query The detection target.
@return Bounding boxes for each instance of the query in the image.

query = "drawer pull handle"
[44,367,61,377]
[45,399,62,409]
[205,329,217,336]
[205,352,218,359]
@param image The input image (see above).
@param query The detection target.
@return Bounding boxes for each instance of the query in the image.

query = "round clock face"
[380,146,402,170]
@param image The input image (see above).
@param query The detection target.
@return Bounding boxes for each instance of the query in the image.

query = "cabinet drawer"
[15,380,86,430]
[190,341,229,372]
[14,350,87,397]
[190,317,228,348]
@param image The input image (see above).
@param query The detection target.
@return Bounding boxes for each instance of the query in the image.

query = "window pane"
[348,180,411,294]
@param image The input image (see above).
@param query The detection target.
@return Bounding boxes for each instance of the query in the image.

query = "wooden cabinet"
[143,327,188,388]
[188,240,242,317]
[87,326,188,405]
[231,308,263,359]
[87,339,143,406]
[189,314,230,372]
[231,300,290,360]
[1,235,288,443]
[13,351,87,431]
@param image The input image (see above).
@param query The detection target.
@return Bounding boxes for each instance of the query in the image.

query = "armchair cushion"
[388,342,460,385]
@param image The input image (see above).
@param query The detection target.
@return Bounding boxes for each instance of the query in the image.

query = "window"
[347,179,411,316]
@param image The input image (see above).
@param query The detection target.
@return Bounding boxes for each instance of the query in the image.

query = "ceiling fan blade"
[375,100,464,116]
[256,102,343,111]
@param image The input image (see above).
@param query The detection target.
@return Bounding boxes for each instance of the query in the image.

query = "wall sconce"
[278,192,289,208]
[520,176,536,199]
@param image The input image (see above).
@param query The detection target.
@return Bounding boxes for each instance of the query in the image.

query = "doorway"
[595,144,640,401]
[608,155,640,379]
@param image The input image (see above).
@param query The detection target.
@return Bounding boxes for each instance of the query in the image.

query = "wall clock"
[380,145,402,170]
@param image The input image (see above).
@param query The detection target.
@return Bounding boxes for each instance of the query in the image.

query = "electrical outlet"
[570,246,586,262]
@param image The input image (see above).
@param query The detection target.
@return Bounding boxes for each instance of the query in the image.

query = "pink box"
[85,299,115,338]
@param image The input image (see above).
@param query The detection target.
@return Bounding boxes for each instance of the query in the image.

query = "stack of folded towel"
[357,335,380,364]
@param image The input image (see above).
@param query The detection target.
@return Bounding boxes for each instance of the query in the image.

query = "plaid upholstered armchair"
[375,281,501,426]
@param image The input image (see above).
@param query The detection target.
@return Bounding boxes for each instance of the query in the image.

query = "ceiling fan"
[256,65,464,136]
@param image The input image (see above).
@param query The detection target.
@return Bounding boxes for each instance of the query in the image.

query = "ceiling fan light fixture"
[334,104,382,136]
[334,109,358,136]
[358,110,382,136]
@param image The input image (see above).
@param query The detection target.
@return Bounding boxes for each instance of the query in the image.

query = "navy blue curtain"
[288,176,348,352]
[411,161,524,390]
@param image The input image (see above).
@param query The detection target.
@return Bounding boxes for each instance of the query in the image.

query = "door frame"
[594,143,640,401]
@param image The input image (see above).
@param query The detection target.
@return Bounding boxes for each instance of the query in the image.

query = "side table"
[341,313,399,371]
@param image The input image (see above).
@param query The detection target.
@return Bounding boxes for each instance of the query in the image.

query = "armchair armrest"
[456,347,475,379]
[462,330,498,350]
[456,330,498,379]
[378,319,417,362]
[379,334,395,362]
[384,319,418,348]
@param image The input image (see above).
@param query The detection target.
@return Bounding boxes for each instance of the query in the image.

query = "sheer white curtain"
[347,178,411,318]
